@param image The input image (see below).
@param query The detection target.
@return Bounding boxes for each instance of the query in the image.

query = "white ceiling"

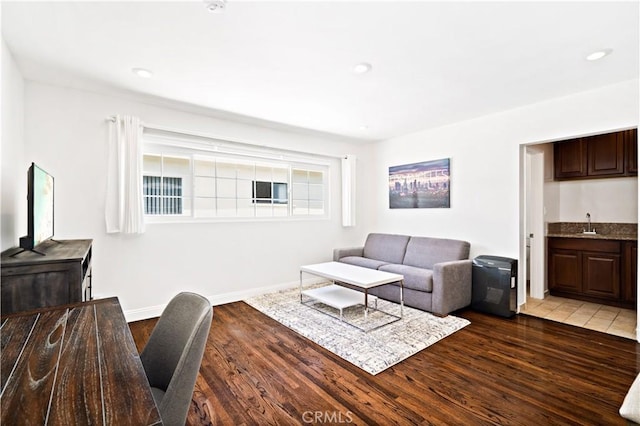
[2,1,638,142]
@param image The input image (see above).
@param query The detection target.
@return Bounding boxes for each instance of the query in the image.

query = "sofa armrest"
[431,259,472,316]
[333,246,364,261]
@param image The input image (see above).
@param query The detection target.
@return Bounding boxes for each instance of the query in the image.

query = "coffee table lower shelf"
[301,284,401,332]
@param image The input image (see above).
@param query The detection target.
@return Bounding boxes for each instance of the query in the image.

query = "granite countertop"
[547,222,637,241]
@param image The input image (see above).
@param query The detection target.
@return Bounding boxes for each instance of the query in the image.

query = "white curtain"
[105,115,145,234]
[342,155,356,227]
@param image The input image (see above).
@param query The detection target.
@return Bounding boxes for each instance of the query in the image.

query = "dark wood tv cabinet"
[1,239,92,315]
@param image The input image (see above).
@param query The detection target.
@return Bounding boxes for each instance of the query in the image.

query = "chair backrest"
[140,292,213,426]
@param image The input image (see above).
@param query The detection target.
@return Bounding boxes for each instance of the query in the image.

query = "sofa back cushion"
[403,237,470,269]
[363,233,410,264]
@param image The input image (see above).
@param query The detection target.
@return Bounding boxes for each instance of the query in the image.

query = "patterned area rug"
[244,285,470,375]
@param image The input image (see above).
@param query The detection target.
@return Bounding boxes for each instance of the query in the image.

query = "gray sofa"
[333,233,472,316]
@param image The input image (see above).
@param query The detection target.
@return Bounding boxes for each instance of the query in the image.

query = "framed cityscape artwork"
[389,158,450,208]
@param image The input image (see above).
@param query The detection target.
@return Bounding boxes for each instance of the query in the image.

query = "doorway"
[519,141,639,342]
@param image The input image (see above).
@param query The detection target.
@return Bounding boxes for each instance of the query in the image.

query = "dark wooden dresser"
[1,239,92,315]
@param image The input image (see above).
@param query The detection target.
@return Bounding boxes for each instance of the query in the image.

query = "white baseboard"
[124,277,325,323]
[126,304,166,323]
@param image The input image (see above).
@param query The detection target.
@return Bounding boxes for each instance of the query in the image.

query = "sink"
[582,230,597,235]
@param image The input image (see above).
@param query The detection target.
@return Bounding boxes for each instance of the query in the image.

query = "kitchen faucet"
[584,212,596,234]
[586,213,591,232]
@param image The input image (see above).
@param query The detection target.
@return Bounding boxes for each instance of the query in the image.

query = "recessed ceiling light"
[353,62,372,74]
[360,125,369,131]
[586,49,613,61]
[132,68,153,78]
[205,0,226,13]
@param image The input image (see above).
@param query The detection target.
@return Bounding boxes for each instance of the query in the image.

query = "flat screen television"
[18,163,54,253]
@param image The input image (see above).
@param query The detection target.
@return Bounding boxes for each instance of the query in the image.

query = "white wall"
[1,38,25,251]
[22,81,373,319]
[546,177,637,223]
[372,79,639,260]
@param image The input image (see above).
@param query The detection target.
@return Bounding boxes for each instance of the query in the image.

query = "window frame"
[142,135,331,224]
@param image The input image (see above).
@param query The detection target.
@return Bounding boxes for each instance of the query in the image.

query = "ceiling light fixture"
[132,67,153,78]
[353,62,372,74]
[205,0,227,13]
[586,49,613,61]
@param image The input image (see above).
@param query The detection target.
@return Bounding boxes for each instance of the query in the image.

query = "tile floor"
[520,295,637,340]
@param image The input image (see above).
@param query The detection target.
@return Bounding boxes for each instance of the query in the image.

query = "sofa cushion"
[403,237,470,269]
[379,264,433,292]
[362,233,410,264]
[339,256,390,270]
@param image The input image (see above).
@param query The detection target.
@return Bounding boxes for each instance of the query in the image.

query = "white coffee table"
[299,261,404,331]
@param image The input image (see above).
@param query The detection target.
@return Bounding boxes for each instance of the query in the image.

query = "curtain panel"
[341,154,356,227]
[105,115,145,234]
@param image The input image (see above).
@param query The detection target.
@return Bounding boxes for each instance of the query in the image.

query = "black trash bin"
[472,255,518,318]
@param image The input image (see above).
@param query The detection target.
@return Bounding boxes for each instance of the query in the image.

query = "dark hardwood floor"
[129,301,640,425]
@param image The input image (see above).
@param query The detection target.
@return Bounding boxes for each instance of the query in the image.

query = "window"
[253,181,288,204]
[142,135,330,221]
[292,169,325,215]
[142,154,190,216]
[143,176,183,215]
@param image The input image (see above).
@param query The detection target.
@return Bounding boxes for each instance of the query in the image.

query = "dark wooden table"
[1,297,162,425]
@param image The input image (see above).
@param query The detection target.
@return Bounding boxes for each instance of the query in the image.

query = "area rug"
[244,285,470,375]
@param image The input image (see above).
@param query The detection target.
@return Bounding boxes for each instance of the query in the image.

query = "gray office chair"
[140,292,213,426]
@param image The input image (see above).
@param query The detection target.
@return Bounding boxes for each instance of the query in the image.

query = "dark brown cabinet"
[623,241,637,305]
[1,239,92,314]
[554,137,587,179]
[554,129,637,180]
[548,237,635,308]
[548,247,582,294]
[625,128,638,175]
[582,251,620,300]
[586,132,624,177]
